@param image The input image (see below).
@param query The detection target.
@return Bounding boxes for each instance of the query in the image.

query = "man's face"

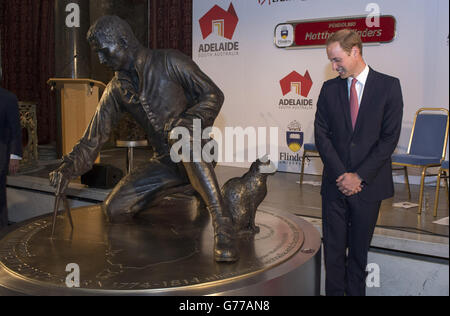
[90,37,130,71]
[326,41,358,79]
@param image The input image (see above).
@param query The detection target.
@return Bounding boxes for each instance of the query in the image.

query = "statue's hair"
[87,15,140,49]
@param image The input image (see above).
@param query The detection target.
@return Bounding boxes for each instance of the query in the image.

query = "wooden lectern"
[47,78,106,158]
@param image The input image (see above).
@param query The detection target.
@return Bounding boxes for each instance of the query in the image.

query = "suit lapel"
[339,78,352,132]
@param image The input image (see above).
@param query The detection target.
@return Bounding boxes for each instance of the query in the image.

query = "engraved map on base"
[0,205,304,293]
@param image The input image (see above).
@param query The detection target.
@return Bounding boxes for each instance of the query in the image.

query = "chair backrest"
[408,108,449,160]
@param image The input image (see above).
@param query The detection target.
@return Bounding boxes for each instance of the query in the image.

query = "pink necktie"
[350,78,359,130]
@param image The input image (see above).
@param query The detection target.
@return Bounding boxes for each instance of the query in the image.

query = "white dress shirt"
[347,64,369,107]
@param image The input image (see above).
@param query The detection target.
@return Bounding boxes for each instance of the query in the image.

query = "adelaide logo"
[279,70,314,110]
[198,3,240,58]
[199,3,238,40]
[280,70,312,98]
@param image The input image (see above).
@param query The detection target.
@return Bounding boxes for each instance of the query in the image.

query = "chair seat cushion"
[392,154,441,166]
[304,143,317,151]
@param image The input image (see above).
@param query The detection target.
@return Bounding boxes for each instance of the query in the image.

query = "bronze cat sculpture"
[221,157,276,236]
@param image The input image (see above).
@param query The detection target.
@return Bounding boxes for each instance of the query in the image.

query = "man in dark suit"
[0,66,22,229]
[314,30,403,296]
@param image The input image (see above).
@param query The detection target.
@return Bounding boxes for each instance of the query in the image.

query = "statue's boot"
[182,161,238,262]
[209,207,239,262]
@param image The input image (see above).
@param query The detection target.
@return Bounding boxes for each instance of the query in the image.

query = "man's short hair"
[87,15,140,49]
[326,29,363,56]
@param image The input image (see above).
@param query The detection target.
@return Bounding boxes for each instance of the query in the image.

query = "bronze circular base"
[0,198,321,295]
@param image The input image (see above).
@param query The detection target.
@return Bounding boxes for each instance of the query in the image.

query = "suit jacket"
[314,67,403,202]
[0,87,22,174]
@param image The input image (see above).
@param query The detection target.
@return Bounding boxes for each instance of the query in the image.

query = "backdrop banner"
[193,0,449,175]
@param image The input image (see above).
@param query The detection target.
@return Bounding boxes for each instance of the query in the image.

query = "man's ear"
[352,46,360,57]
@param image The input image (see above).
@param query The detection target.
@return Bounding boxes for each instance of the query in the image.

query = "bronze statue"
[49,16,238,262]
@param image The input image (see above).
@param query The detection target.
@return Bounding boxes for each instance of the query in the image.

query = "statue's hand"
[49,163,71,196]
[166,117,196,145]
[166,117,195,133]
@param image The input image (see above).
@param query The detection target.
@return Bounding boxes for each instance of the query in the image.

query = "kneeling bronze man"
[50,16,237,262]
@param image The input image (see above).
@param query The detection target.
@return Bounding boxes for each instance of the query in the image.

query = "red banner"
[294,16,396,47]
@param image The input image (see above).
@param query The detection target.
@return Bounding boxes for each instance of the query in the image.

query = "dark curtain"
[149,0,192,57]
[0,0,192,145]
[0,0,56,145]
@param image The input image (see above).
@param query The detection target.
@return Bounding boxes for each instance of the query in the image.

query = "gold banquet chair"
[392,108,449,215]
[299,143,321,185]
[433,160,449,217]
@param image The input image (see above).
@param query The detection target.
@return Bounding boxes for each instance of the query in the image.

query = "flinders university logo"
[198,3,239,58]
[279,121,304,169]
[279,70,314,110]
[286,121,304,153]
[275,24,294,47]
[281,26,289,39]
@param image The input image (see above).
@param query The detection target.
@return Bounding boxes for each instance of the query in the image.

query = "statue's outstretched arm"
[49,82,122,194]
